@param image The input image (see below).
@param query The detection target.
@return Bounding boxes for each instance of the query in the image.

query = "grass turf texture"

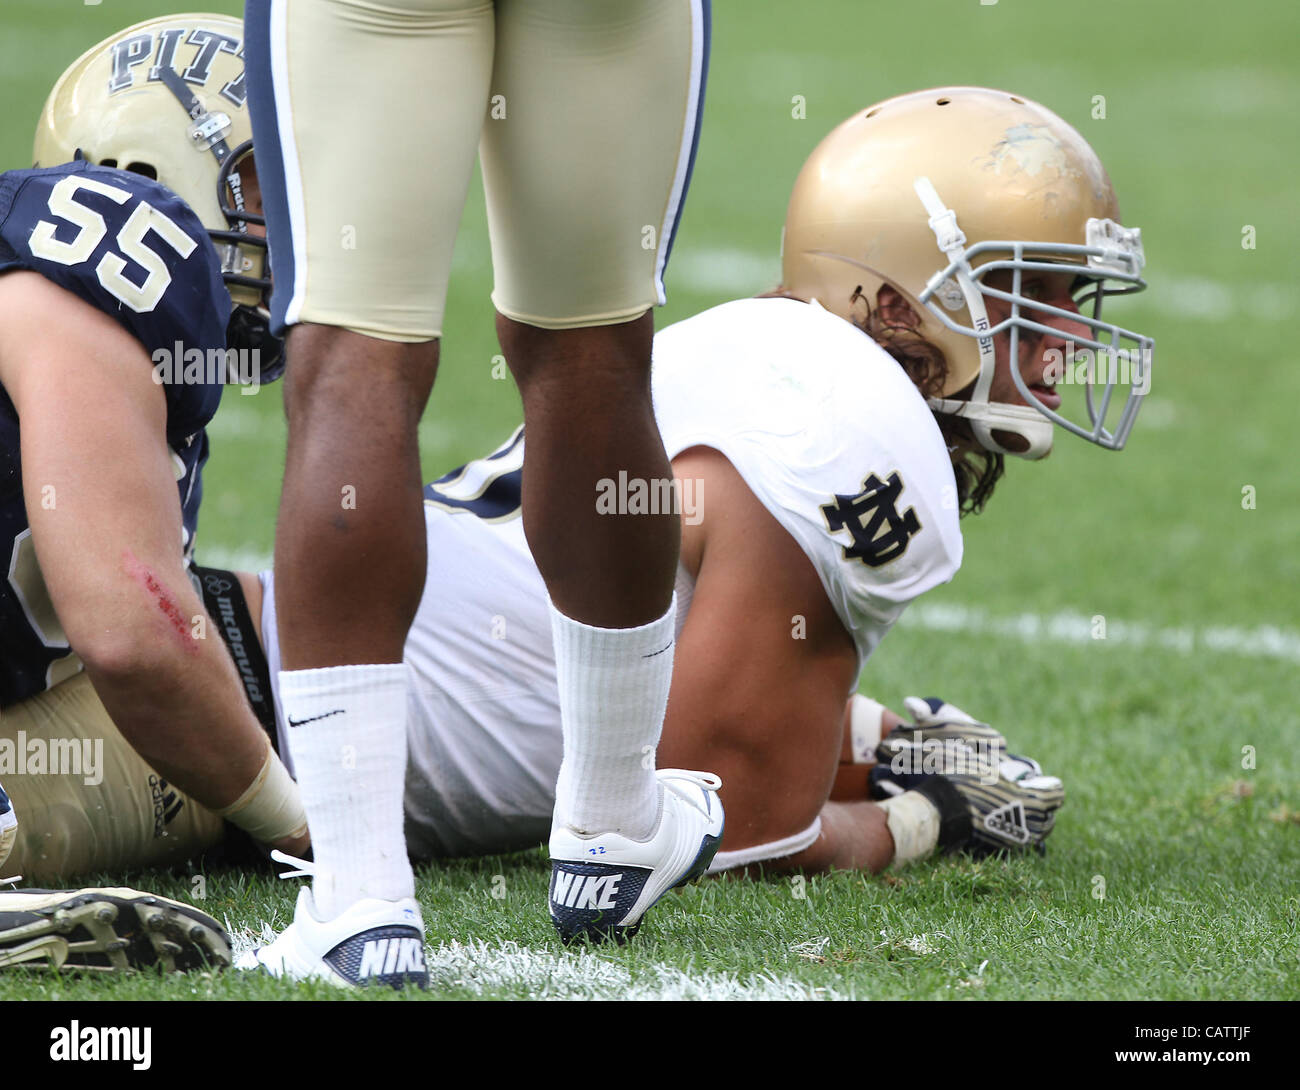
[1,0,1297,999]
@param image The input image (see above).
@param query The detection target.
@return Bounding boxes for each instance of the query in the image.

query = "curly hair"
[849,286,1004,516]
[761,287,1004,516]
[933,414,1004,516]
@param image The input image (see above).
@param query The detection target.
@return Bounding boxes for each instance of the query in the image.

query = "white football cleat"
[548,768,724,944]
[235,853,428,989]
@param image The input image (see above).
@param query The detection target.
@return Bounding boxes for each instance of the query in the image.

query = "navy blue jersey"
[423,426,524,522]
[0,160,230,706]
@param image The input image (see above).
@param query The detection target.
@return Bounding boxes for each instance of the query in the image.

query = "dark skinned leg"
[273,323,439,668]
[497,310,677,628]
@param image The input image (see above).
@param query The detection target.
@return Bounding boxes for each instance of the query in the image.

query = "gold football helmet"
[31,13,278,377]
[782,87,1152,458]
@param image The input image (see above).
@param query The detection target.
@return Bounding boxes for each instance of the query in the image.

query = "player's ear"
[876,284,921,330]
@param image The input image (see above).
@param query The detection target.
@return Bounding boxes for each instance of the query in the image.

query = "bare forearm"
[2,273,306,853]
[76,561,268,813]
[29,503,306,852]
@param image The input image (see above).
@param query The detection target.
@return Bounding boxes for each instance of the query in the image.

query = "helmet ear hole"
[98,158,117,168]
[123,161,157,180]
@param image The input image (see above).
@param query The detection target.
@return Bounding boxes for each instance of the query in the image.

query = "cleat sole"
[0,888,231,974]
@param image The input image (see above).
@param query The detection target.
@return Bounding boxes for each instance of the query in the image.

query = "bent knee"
[496,310,652,393]
[282,324,440,421]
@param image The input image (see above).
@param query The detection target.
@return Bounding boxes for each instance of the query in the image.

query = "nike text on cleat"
[0,887,231,973]
[236,853,428,989]
[548,768,724,945]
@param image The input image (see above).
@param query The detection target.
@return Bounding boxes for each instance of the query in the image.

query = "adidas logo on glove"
[982,801,1031,845]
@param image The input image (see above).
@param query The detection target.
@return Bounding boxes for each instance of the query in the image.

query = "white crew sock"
[279,663,414,919]
[549,594,676,840]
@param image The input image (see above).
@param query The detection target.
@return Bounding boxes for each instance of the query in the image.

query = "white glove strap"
[849,695,887,763]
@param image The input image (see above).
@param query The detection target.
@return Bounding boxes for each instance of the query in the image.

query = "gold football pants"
[0,674,222,884]
[244,0,711,340]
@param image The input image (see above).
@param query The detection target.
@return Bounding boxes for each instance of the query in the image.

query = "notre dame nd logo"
[821,472,921,568]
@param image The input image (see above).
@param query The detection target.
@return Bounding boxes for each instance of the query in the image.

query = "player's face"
[982,269,1089,414]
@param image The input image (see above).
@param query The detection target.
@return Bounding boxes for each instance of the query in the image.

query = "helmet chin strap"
[913,177,1054,461]
[933,398,1055,460]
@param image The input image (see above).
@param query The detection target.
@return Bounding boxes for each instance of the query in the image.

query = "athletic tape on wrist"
[877,792,941,864]
[216,747,307,845]
[191,565,278,749]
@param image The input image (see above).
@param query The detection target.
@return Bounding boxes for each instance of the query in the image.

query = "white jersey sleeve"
[651,297,963,669]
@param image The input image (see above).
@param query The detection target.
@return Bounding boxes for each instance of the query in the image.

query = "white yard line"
[199,535,1298,666]
[669,245,1293,321]
[227,929,847,1000]
[194,546,273,573]
[425,939,846,1001]
[902,602,1300,664]
[670,245,780,295]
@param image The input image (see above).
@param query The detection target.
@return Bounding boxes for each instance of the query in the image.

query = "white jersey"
[652,298,962,666]
[262,297,962,858]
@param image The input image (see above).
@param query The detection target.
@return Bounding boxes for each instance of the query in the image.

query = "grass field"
[1,0,1298,1002]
